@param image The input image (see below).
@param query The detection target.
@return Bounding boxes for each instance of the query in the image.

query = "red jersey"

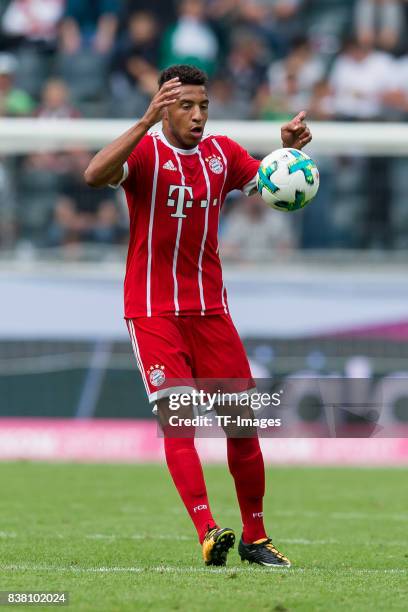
[117,129,260,317]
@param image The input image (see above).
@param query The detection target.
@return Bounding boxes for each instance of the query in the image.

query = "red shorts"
[126,314,254,403]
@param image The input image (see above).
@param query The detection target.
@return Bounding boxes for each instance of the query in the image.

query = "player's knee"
[157,396,195,438]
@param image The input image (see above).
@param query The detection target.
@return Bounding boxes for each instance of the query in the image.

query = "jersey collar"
[157,127,199,155]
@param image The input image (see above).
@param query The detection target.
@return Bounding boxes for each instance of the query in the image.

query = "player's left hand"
[281,111,312,150]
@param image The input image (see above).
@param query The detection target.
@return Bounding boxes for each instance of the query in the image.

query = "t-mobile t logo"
[193,504,208,513]
[167,185,193,218]
[252,512,263,518]
[166,185,218,218]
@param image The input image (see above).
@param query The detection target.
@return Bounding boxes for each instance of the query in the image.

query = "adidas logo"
[163,159,177,171]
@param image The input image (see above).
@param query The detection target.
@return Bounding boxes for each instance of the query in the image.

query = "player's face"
[163,84,209,149]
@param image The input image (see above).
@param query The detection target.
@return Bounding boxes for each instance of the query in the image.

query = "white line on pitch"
[0,564,407,575]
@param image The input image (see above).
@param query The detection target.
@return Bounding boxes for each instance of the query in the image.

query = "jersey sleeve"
[109,135,150,190]
[223,137,260,196]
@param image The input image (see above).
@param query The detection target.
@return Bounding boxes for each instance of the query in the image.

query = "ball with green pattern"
[257,148,319,212]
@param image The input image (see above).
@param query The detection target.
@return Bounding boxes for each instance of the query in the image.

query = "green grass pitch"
[0,463,407,611]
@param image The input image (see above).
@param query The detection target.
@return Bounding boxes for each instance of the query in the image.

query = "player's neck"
[162,125,197,151]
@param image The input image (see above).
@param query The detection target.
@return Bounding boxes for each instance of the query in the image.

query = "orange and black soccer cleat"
[238,537,291,567]
[202,527,235,566]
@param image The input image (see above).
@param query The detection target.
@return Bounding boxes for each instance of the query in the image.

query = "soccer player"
[85,65,312,567]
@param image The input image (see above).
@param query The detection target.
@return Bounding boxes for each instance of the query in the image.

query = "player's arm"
[84,78,182,188]
[280,111,312,150]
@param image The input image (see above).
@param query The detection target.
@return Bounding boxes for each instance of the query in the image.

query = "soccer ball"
[257,148,319,212]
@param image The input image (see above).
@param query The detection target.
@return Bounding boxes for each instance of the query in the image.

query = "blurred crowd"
[2,0,408,256]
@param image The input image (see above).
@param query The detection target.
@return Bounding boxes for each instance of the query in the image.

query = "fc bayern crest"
[206,155,223,175]
[147,364,166,387]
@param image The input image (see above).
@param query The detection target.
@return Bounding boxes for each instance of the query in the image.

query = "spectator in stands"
[254,78,296,120]
[160,0,219,75]
[256,35,325,119]
[0,53,34,116]
[50,150,120,246]
[208,76,251,119]
[382,51,408,119]
[120,0,177,29]
[329,37,396,120]
[221,195,296,261]
[268,37,325,109]
[35,78,81,118]
[307,79,335,120]
[330,37,396,248]
[59,0,119,55]
[354,0,404,52]
[57,1,119,113]
[224,32,268,105]
[112,11,159,83]
[1,0,64,51]
[238,0,304,58]
[206,0,240,19]
[203,0,240,61]
[110,10,160,114]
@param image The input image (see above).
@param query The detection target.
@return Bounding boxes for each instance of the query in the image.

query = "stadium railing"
[2,118,408,155]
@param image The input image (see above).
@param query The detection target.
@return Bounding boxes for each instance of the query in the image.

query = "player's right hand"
[142,78,182,128]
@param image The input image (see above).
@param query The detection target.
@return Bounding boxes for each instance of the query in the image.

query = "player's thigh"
[126,316,195,404]
[191,314,254,381]
[191,315,256,435]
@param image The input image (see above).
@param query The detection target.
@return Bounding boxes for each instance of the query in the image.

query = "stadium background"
[1,0,408,463]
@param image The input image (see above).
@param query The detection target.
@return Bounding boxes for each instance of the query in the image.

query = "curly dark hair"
[158,64,208,89]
